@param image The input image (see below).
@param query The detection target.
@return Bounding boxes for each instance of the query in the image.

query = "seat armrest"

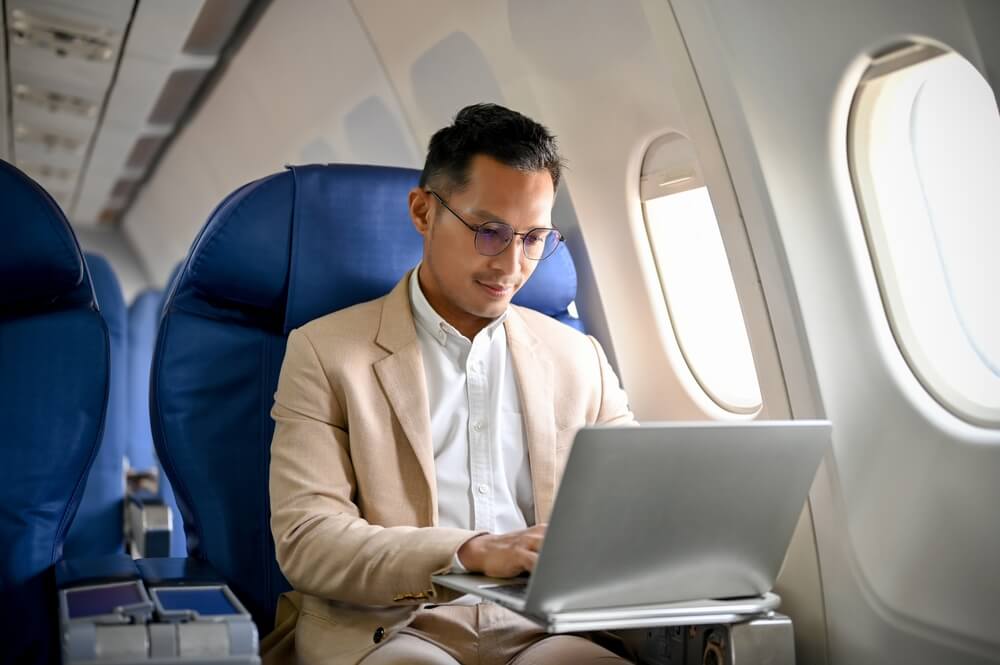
[125,490,172,558]
[56,556,260,664]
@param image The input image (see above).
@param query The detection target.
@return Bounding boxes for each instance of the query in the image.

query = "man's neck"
[415,265,493,340]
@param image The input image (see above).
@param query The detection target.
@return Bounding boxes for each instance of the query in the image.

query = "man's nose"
[486,237,521,276]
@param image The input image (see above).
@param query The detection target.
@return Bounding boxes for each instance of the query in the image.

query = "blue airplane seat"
[128,289,163,472]
[0,159,110,663]
[128,287,188,557]
[63,254,129,560]
[150,164,581,636]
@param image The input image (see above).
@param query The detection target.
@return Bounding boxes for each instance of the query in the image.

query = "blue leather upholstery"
[128,287,188,557]
[0,159,109,662]
[151,164,581,635]
[64,255,129,560]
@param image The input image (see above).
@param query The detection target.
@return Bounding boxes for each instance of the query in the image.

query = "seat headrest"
[185,175,293,315]
[0,160,86,309]
[176,163,578,333]
[283,164,424,331]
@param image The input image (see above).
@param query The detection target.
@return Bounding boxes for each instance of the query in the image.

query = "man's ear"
[409,188,431,236]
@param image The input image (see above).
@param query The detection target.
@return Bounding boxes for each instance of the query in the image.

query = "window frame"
[639,132,763,417]
[847,42,1000,428]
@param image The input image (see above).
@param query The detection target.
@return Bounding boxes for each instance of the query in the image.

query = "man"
[269,104,634,665]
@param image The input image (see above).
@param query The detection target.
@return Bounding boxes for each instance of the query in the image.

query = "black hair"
[418,103,563,195]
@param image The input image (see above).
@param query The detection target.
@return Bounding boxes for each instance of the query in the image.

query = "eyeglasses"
[426,190,564,261]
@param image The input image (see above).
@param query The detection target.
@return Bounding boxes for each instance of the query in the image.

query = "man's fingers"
[520,550,539,571]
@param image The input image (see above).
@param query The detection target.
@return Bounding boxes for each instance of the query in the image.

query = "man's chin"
[466,300,511,321]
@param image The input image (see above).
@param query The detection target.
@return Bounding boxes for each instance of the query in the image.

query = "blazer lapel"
[505,309,557,523]
[372,275,438,526]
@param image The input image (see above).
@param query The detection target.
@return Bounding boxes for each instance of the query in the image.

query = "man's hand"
[456,524,547,578]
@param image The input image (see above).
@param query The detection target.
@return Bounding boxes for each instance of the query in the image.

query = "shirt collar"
[409,265,508,346]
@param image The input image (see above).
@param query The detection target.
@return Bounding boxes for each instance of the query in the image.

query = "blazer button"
[373,626,385,644]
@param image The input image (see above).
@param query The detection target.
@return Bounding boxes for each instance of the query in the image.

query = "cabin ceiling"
[1,0,255,229]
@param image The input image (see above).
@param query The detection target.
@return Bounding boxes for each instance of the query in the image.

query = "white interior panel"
[671,0,1000,663]
[74,1,212,225]
[123,0,419,286]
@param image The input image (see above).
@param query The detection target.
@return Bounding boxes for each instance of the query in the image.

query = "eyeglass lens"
[475,222,560,260]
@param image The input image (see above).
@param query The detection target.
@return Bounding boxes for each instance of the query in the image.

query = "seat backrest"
[0,160,110,662]
[128,287,188,557]
[64,254,129,559]
[127,289,163,473]
[151,164,580,633]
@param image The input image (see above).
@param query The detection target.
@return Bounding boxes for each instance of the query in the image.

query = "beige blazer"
[269,273,634,664]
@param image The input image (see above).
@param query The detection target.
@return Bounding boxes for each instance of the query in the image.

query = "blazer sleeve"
[269,329,474,606]
[588,335,637,426]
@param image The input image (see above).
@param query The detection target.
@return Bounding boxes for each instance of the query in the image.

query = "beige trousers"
[359,603,630,665]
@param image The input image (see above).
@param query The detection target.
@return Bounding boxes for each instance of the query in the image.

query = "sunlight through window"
[642,169,762,415]
[851,47,1000,426]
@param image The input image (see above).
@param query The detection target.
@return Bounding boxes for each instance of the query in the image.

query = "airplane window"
[641,134,762,415]
[850,46,1000,426]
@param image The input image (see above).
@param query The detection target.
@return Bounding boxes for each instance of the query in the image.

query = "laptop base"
[433,574,780,633]
[537,592,781,633]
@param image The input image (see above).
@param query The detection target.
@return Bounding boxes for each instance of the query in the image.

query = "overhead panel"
[5,0,131,211]
[73,0,252,227]
[2,0,255,227]
[72,1,208,226]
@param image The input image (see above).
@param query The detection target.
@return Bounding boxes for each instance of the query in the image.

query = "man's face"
[409,154,556,338]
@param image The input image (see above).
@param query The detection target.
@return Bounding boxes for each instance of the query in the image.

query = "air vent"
[8,7,118,62]
[14,124,84,152]
[126,136,167,170]
[111,178,138,200]
[14,83,99,118]
[148,69,210,125]
[183,0,252,56]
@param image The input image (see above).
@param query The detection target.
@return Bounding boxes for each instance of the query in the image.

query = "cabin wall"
[672,1,1000,663]
[964,0,1000,104]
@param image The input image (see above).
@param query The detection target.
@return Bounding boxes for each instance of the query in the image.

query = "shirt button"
[477,484,489,495]
[373,626,385,644]
[473,422,484,432]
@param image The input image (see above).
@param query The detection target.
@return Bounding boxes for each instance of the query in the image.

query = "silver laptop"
[433,420,830,631]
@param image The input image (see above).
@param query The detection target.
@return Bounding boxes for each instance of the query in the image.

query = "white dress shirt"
[409,269,536,547]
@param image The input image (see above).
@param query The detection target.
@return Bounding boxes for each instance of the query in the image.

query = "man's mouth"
[476,280,515,298]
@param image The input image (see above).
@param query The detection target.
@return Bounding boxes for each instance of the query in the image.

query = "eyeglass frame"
[425,189,565,261]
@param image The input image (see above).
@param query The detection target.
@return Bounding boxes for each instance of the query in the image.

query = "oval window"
[640,133,762,415]
[850,45,1000,426]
